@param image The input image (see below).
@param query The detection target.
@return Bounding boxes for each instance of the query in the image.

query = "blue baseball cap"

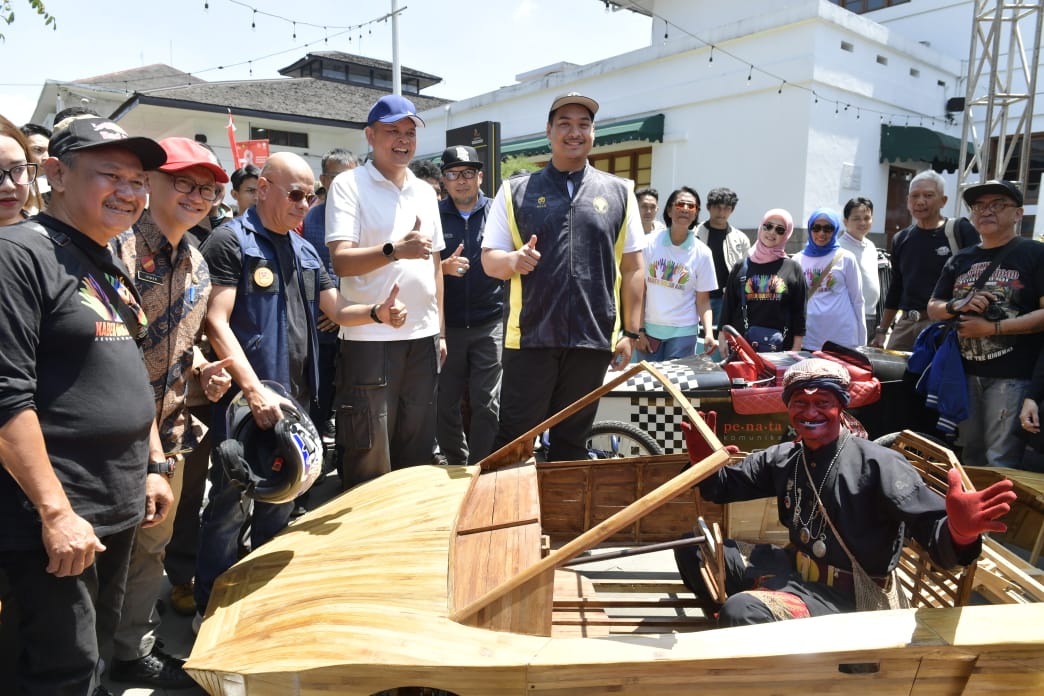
[367,95,425,127]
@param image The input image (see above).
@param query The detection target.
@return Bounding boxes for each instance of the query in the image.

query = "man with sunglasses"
[193,151,407,627]
[435,145,503,465]
[107,136,234,689]
[481,92,645,461]
[927,179,1044,468]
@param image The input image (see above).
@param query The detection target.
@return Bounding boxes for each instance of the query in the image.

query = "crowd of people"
[0,88,1039,694]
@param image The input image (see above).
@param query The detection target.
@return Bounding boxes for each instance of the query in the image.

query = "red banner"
[236,140,270,169]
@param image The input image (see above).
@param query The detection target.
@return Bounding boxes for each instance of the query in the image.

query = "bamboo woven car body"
[186,363,1044,695]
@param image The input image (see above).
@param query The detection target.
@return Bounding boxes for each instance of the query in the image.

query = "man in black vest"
[481,93,645,461]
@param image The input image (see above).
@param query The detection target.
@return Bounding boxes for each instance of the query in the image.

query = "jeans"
[958,375,1029,468]
[0,527,135,696]
[193,465,293,613]
[635,333,698,362]
[436,320,503,465]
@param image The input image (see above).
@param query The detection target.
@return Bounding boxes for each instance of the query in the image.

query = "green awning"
[879,124,974,173]
[501,113,665,158]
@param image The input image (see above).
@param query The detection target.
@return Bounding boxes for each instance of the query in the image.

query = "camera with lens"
[982,300,1006,322]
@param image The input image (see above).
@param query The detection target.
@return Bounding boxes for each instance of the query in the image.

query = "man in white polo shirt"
[326,95,446,488]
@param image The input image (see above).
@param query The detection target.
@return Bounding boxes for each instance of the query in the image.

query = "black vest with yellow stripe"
[503,164,632,351]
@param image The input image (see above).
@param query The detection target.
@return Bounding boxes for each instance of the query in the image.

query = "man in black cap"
[674,357,1014,626]
[0,115,174,695]
[927,179,1044,468]
[481,92,645,461]
[436,145,502,465]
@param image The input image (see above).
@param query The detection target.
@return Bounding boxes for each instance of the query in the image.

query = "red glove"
[945,468,1016,546]
[681,417,738,466]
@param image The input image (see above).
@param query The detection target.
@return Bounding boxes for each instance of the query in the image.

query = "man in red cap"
[674,357,1015,626]
[106,137,235,689]
[0,115,173,696]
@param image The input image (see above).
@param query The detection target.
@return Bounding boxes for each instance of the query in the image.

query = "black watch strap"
[370,304,383,324]
[622,330,640,340]
[147,457,177,477]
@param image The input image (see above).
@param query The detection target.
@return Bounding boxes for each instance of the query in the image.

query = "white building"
[415,0,1037,245]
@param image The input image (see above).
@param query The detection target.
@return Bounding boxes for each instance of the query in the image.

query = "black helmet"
[214,382,323,504]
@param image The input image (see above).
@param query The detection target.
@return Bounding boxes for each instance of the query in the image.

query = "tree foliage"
[500,155,544,182]
[1,0,56,41]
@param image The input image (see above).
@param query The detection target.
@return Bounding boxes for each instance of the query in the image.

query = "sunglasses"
[762,222,787,235]
[810,223,836,234]
[269,182,318,206]
[673,201,698,210]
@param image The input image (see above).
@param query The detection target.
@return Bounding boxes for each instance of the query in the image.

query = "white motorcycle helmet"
[214,381,323,504]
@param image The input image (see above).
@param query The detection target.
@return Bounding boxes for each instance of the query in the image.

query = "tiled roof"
[278,50,441,82]
[131,77,449,124]
[74,64,204,91]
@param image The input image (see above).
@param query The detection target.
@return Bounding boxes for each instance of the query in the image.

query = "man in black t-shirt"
[872,169,979,351]
[696,187,750,330]
[0,116,172,696]
[194,151,406,626]
[928,179,1044,468]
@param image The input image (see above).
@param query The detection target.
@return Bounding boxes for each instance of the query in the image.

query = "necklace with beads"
[788,432,848,558]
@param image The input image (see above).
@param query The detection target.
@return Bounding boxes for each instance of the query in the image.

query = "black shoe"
[108,646,197,689]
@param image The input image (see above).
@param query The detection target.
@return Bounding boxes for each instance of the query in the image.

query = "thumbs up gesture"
[512,235,540,275]
[375,283,408,328]
[398,217,433,260]
[441,243,469,276]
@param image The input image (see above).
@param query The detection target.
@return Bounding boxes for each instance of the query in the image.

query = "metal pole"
[391,0,401,96]
[562,535,706,567]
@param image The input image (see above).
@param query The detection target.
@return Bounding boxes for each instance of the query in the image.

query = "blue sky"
[0,0,651,125]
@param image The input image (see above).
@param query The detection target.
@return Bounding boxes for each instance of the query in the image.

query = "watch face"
[383,242,394,257]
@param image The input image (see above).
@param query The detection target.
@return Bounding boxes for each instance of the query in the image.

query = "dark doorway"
[885,166,915,250]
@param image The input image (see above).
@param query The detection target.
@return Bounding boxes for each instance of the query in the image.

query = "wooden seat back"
[886,431,977,608]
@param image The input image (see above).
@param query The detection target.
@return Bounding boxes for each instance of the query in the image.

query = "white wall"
[419,0,965,235]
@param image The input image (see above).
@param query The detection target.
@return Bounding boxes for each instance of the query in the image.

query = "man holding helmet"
[194,151,407,630]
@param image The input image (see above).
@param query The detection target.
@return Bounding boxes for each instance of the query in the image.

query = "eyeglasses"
[969,200,1018,215]
[810,223,836,234]
[166,173,220,202]
[269,182,317,206]
[673,201,698,210]
[443,169,479,181]
[762,222,787,235]
[0,163,38,186]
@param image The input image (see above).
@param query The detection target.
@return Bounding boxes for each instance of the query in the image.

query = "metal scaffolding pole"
[958,0,1043,210]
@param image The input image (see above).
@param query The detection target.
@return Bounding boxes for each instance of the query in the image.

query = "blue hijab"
[803,207,842,257]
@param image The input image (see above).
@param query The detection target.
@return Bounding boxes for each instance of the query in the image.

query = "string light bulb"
[747,65,753,82]
[778,80,785,94]
[292,21,297,40]
[252,10,256,29]
[708,46,714,63]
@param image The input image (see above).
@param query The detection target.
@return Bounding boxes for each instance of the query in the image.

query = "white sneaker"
[191,611,203,635]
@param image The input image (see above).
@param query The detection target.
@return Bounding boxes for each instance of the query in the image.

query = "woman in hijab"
[719,208,806,352]
[793,207,866,350]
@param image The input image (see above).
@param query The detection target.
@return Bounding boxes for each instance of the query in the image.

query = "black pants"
[0,526,135,695]
[494,347,613,462]
[163,404,211,587]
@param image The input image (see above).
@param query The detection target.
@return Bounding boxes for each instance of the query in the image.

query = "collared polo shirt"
[325,161,445,341]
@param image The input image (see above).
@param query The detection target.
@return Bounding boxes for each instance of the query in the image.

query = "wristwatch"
[944,300,957,316]
[147,456,177,478]
[370,304,383,324]
[622,330,640,340]
[382,242,396,260]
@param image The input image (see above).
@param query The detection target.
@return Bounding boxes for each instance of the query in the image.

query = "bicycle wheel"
[586,420,664,459]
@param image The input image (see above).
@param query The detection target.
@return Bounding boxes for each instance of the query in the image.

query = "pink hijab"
[748,208,794,264]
